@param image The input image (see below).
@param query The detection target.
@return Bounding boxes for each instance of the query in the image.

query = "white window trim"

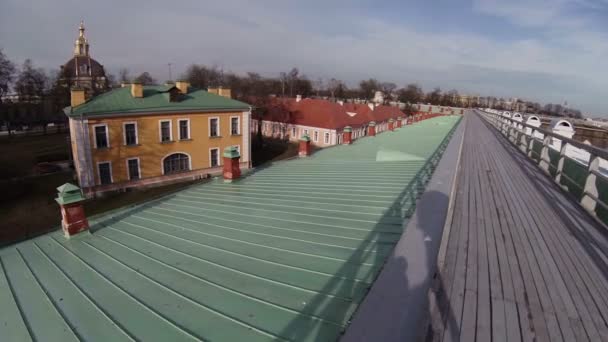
[304,129,309,136]
[324,132,330,144]
[209,147,221,167]
[313,130,319,142]
[126,157,141,180]
[230,116,241,135]
[93,123,110,149]
[209,117,220,137]
[159,119,172,142]
[123,121,138,145]
[96,161,113,185]
[177,118,191,140]
[160,151,192,175]
[291,127,296,137]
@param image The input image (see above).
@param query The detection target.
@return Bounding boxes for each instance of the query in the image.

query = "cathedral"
[60,21,108,95]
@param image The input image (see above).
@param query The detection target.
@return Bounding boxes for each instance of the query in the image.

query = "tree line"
[0,48,584,137]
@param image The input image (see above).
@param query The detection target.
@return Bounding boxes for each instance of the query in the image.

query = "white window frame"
[291,126,296,137]
[324,132,330,144]
[209,147,221,167]
[123,121,138,146]
[159,120,172,142]
[304,129,309,136]
[313,130,319,142]
[177,118,191,140]
[230,116,240,135]
[97,161,113,185]
[126,157,141,180]
[160,151,192,175]
[209,117,220,137]
[93,123,110,149]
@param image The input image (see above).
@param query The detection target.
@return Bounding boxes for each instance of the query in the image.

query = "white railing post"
[581,155,600,213]
[539,135,552,174]
[527,132,536,158]
[555,142,568,184]
[519,130,528,154]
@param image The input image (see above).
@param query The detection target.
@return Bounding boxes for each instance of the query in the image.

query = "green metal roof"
[67,86,250,118]
[0,116,461,342]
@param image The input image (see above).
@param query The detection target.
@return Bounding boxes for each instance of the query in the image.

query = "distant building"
[252,97,406,146]
[65,81,251,196]
[59,21,108,96]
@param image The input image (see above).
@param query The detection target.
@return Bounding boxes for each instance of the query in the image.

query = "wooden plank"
[489,129,600,342]
[479,113,608,341]
[491,298,507,342]
[442,127,473,342]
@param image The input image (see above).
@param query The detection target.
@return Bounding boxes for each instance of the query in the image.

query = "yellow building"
[66,81,251,196]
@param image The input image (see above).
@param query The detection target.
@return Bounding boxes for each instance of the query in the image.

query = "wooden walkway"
[428,113,608,342]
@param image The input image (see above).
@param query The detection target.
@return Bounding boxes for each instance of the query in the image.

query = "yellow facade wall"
[87,111,244,185]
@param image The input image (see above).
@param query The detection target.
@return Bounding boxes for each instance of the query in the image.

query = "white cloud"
[0,0,607,114]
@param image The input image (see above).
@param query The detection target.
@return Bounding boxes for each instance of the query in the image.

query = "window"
[94,125,109,148]
[160,120,172,142]
[127,158,140,180]
[292,127,296,137]
[178,119,190,140]
[231,117,240,135]
[98,162,112,185]
[124,122,137,146]
[313,131,319,142]
[324,132,330,144]
[163,153,190,174]
[210,148,220,167]
[209,117,219,137]
[304,129,309,136]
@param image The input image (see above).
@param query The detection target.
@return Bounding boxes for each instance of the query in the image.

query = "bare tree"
[15,59,47,100]
[313,77,324,96]
[327,78,341,99]
[359,78,379,100]
[288,67,299,97]
[379,82,397,100]
[118,68,130,83]
[397,83,424,104]
[0,49,16,101]
[133,72,156,85]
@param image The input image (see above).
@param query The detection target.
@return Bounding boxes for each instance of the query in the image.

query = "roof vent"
[131,82,143,98]
[296,95,302,103]
[175,80,189,94]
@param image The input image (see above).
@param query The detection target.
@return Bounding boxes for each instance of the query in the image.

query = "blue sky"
[1,0,608,115]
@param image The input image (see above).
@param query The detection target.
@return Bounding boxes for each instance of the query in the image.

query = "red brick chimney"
[343,126,353,144]
[223,146,241,182]
[299,134,311,157]
[368,122,376,136]
[55,183,89,238]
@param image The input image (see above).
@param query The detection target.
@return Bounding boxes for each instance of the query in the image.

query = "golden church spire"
[73,20,90,57]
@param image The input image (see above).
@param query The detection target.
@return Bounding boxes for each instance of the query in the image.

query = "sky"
[1,0,608,116]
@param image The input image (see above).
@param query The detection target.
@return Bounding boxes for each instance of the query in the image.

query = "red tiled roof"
[264,98,405,130]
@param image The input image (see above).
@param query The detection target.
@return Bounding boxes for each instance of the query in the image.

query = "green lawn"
[0,132,70,179]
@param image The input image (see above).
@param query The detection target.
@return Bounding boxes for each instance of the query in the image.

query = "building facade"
[252,97,407,147]
[60,21,108,95]
[66,81,251,196]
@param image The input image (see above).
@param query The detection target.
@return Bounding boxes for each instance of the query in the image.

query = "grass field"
[0,132,70,179]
